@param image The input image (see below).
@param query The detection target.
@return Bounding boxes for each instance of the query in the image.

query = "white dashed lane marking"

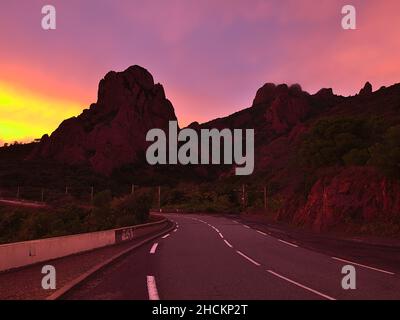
[236,250,261,267]
[278,239,299,248]
[224,239,233,248]
[150,243,158,254]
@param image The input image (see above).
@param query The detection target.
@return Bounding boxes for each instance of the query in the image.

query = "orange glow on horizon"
[0,81,84,144]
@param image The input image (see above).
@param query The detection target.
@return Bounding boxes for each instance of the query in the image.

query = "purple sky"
[1,0,400,143]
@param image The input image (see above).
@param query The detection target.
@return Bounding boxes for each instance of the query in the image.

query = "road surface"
[65,214,400,300]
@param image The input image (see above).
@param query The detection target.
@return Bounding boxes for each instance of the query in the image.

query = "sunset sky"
[1,0,400,144]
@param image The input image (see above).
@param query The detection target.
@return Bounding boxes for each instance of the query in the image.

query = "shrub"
[368,125,400,178]
[93,190,112,208]
[299,116,389,170]
[343,148,370,166]
[116,215,138,228]
[112,191,152,225]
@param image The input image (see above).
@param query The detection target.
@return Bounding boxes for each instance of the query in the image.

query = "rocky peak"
[315,88,334,99]
[252,83,311,134]
[30,66,177,175]
[253,83,310,107]
[359,82,373,96]
[252,83,284,106]
[187,121,200,130]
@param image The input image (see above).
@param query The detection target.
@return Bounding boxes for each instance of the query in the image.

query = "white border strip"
[332,257,394,275]
[267,270,335,301]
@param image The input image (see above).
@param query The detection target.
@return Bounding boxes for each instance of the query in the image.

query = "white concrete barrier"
[0,217,169,272]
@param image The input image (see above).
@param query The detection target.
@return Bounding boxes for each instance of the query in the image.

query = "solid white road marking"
[243,225,251,229]
[236,250,261,267]
[162,234,170,239]
[267,270,336,301]
[257,230,268,236]
[332,257,395,275]
[173,228,178,233]
[278,239,299,248]
[147,276,160,300]
[218,232,224,239]
[224,240,233,248]
[150,243,159,254]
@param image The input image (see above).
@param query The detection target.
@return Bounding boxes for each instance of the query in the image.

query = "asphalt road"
[65,214,400,300]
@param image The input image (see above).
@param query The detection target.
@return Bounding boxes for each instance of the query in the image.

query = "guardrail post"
[158,186,161,213]
[242,184,245,210]
[264,185,268,211]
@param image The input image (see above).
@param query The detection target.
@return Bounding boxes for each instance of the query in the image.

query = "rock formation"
[30,66,177,175]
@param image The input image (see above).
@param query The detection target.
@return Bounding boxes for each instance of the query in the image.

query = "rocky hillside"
[27,65,400,233]
[193,81,400,232]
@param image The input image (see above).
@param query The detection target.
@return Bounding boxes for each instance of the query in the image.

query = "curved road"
[65,214,400,300]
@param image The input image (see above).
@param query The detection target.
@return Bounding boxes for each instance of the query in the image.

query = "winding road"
[65,214,400,300]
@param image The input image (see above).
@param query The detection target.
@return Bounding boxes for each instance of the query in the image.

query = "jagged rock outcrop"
[252,83,280,106]
[359,81,373,96]
[30,66,177,175]
[264,84,311,134]
[251,83,342,135]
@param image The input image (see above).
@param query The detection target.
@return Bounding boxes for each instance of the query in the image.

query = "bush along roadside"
[0,190,153,245]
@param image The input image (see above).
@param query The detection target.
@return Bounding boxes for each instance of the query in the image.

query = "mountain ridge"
[25,65,400,232]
